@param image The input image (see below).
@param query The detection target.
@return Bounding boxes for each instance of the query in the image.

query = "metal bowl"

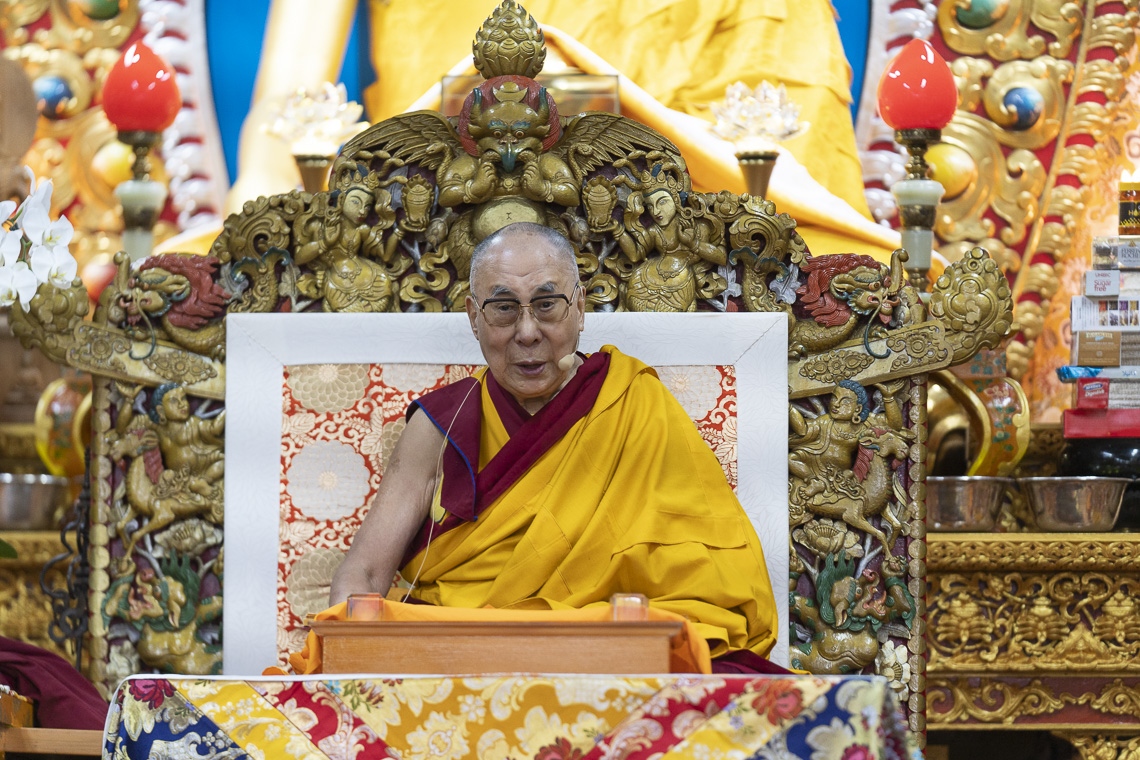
[1018,476,1131,532]
[0,473,71,530]
[927,476,1012,531]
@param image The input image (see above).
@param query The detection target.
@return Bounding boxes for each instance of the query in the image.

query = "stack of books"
[1060,236,1140,437]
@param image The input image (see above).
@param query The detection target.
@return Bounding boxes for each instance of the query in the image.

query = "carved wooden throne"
[7,0,1014,746]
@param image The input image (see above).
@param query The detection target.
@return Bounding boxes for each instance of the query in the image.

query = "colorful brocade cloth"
[104,674,918,759]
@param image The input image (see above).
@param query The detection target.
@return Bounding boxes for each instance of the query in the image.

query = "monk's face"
[466,233,585,413]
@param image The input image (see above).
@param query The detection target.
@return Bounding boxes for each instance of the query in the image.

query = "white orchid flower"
[29,243,78,288]
[0,260,39,309]
[0,199,16,223]
[0,229,22,266]
[20,204,73,252]
[17,167,52,221]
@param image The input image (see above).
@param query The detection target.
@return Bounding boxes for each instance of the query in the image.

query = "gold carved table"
[928,533,1140,758]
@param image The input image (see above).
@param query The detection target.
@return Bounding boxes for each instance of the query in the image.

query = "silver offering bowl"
[0,473,72,530]
[1018,476,1131,532]
[927,476,1012,532]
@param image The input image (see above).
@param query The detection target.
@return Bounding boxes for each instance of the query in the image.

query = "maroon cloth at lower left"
[712,648,792,675]
[0,636,108,729]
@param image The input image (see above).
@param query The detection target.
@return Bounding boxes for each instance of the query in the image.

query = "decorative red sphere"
[876,39,957,131]
[102,42,182,133]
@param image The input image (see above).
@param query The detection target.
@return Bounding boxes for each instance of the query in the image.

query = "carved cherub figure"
[614,155,725,311]
[111,383,225,558]
[789,379,910,551]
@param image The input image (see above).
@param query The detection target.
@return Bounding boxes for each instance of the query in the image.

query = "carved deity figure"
[615,158,724,311]
[788,379,908,551]
[111,384,225,558]
[296,177,397,312]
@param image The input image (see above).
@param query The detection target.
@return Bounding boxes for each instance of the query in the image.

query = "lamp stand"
[294,154,334,194]
[114,130,167,263]
[891,128,944,289]
[736,150,779,200]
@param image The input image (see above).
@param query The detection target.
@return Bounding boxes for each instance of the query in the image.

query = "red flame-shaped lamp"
[103,41,181,261]
[877,39,957,286]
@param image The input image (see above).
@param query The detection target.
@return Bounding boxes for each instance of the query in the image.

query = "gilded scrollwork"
[1068,735,1140,760]
[929,569,1140,672]
[798,351,876,384]
[929,676,1140,729]
[888,325,949,371]
[928,535,1140,572]
[929,247,1015,364]
[984,58,1072,150]
[928,678,1069,724]
[937,0,1081,61]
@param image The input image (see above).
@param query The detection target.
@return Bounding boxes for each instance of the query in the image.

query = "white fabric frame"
[225,312,789,674]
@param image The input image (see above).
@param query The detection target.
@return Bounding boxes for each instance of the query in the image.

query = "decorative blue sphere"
[33,75,73,120]
[956,0,1010,29]
[1003,87,1044,131]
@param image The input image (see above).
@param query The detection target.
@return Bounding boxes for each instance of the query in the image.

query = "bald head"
[469,223,579,299]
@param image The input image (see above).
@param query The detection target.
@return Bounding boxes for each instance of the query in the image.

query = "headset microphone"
[557,353,577,372]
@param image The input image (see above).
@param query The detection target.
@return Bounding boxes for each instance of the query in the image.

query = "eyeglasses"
[478,284,579,327]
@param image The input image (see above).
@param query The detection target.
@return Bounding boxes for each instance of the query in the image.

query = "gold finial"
[472,0,546,80]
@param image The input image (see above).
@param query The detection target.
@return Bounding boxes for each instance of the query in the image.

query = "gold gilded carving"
[108,384,224,558]
[1089,9,1139,55]
[790,321,952,398]
[66,323,225,400]
[929,677,1140,727]
[798,351,876,384]
[950,57,993,112]
[888,325,950,371]
[929,248,1015,364]
[789,380,910,552]
[4,43,93,121]
[1069,735,1140,760]
[0,0,50,36]
[213,194,298,265]
[984,59,1072,150]
[0,532,70,660]
[938,0,1081,61]
[929,568,1140,672]
[37,0,139,53]
[614,155,725,311]
[935,114,1047,250]
[8,280,90,364]
[929,678,1069,724]
[472,0,546,79]
[928,535,1140,571]
[294,165,399,313]
[142,351,218,385]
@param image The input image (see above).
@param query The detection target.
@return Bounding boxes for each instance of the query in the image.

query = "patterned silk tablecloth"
[104,674,916,759]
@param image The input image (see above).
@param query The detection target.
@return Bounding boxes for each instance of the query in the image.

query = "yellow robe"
[400,347,778,660]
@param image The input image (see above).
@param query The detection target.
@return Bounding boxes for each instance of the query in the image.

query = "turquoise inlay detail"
[956,0,1010,29]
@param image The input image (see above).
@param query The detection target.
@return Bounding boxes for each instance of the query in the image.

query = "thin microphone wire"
[400,373,482,602]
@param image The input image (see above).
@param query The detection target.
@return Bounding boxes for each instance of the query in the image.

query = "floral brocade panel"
[105,674,916,760]
[276,362,738,664]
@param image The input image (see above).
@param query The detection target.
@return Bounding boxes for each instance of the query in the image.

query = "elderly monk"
[329,221,779,670]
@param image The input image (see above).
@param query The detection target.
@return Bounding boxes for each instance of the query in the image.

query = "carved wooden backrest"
[7,1,1014,743]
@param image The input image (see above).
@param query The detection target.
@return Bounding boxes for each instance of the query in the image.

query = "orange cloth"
[276,600,711,675]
